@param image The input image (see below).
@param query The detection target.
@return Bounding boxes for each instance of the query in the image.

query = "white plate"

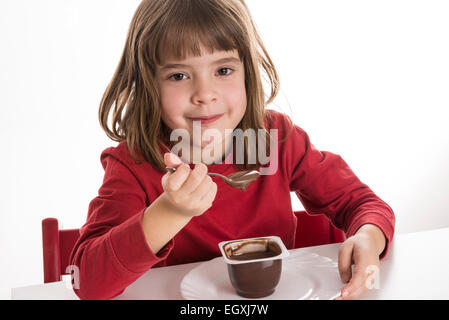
[180,251,343,300]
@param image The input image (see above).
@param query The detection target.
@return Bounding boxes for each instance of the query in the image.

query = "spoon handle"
[165,166,177,174]
[165,166,228,181]
[207,172,229,180]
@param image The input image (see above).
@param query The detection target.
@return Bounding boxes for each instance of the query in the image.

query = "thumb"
[164,152,184,168]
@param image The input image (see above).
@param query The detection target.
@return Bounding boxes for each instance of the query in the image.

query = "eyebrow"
[160,57,241,71]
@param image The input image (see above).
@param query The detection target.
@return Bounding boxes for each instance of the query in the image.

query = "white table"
[11,228,449,300]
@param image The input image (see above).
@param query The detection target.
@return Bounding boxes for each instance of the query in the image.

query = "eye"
[168,73,188,81]
[217,67,233,76]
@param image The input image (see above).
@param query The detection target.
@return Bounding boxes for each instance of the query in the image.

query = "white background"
[1,0,448,299]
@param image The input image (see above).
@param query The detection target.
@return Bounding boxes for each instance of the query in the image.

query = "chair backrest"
[293,211,345,249]
[42,218,80,283]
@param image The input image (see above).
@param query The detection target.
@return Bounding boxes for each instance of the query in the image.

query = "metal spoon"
[165,166,261,191]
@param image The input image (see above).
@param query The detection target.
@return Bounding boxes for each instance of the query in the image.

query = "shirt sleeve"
[285,121,395,259]
[69,148,174,300]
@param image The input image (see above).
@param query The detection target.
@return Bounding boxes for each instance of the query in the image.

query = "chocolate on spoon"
[165,166,260,191]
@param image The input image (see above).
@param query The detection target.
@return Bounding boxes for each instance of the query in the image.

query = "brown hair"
[99,0,291,171]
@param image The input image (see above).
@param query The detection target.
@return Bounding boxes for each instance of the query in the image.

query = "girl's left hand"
[335,224,385,300]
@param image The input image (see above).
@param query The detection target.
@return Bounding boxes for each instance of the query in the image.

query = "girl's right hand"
[161,153,218,217]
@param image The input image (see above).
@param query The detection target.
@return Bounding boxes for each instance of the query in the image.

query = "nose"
[191,77,217,106]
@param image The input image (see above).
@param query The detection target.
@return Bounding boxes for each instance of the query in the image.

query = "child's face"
[156,45,247,156]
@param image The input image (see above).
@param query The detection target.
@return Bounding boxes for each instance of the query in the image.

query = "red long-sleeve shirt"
[70,109,395,300]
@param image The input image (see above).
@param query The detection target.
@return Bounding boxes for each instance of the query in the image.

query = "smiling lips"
[188,114,223,125]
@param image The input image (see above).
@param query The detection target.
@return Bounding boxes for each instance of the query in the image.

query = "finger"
[189,175,214,200]
[340,263,370,299]
[340,279,368,300]
[161,172,170,188]
[179,163,208,195]
[198,180,218,210]
[188,176,217,208]
[164,152,184,168]
[164,163,191,192]
[197,177,217,203]
[338,242,354,284]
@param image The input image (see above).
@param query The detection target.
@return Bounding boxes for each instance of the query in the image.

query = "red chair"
[293,211,346,249]
[42,218,80,283]
[41,212,345,283]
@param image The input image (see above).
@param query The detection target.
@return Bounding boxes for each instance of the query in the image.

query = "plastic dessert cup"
[218,236,290,298]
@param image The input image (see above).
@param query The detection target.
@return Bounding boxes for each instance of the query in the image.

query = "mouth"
[187,114,224,125]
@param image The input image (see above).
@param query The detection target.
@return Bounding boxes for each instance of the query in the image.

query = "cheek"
[160,86,183,112]
[225,78,247,115]
[159,85,187,127]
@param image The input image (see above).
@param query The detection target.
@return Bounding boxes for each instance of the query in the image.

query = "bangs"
[151,0,247,65]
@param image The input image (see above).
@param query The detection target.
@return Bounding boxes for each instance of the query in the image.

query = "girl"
[70,0,395,300]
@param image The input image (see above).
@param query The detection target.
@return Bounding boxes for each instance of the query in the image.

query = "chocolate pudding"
[225,170,260,191]
[219,237,288,298]
[226,239,282,261]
